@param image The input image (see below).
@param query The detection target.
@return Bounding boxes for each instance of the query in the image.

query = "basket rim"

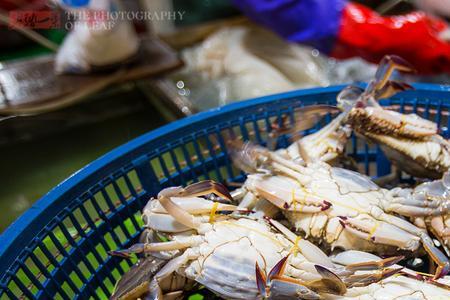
[1,83,448,277]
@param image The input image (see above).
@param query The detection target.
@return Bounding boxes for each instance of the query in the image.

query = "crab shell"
[348,107,438,139]
[242,165,422,256]
[347,107,450,179]
[141,214,345,299]
[361,133,450,179]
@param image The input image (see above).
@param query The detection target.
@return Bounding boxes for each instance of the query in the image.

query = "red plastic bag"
[332,3,450,74]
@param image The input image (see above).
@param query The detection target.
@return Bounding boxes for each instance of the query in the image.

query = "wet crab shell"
[347,107,437,139]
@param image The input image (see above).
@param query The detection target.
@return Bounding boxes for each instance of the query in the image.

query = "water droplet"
[176,81,185,89]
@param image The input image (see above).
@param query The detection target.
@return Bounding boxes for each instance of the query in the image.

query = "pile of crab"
[110,56,450,300]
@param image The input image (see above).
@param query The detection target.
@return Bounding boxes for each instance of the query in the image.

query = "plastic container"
[1,84,450,299]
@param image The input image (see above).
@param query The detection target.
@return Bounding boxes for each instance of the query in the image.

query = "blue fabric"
[62,0,90,7]
[232,0,347,53]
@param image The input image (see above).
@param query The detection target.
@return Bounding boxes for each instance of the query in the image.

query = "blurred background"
[0,0,449,231]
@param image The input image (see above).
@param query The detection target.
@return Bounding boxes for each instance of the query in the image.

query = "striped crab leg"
[339,211,450,279]
[262,220,402,297]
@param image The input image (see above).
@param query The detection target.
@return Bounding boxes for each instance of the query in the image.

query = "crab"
[326,250,450,300]
[271,55,416,168]
[344,56,450,179]
[110,181,404,299]
[231,142,450,279]
[110,255,192,300]
[387,172,450,255]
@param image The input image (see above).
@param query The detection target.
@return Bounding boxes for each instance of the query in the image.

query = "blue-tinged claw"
[255,262,268,298]
[267,255,289,284]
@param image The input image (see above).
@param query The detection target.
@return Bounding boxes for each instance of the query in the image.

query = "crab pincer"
[255,256,322,299]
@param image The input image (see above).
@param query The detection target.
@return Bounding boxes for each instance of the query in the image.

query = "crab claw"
[374,80,414,100]
[256,256,321,299]
[373,55,415,92]
[110,256,167,300]
[313,265,347,295]
[269,276,321,299]
[255,262,268,297]
[420,232,450,279]
[182,180,233,202]
[157,181,233,229]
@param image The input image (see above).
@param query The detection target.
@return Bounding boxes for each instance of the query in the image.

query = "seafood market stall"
[2,77,450,298]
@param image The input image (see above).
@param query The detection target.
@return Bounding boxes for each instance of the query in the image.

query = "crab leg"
[371,207,425,236]
[110,256,167,300]
[157,181,233,229]
[270,151,311,175]
[339,216,421,250]
[388,202,450,217]
[247,175,331,213]
[268,105,340,151]
[333,251,404,273]
[256,256,324,299]
[419,232,450,279]
[372,209,450,279]
[371,55,415,95]
[344,255,404,272]
[109,237,199,259]
[230,187,247,201]
[144,213,192,233]
[374,81,414,100]
[150,197,237,214]
[147,251,193,300]
[343,267,403,288]
[430,216,450,247]
[237,189,258,209]
[362,210,450,278]
[386,190,450,217]
[327,250,404,288]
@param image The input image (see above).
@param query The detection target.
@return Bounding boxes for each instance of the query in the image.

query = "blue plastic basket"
[1,84,450,299]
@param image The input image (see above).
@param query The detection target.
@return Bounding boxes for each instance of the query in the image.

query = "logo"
[9,11,61,29]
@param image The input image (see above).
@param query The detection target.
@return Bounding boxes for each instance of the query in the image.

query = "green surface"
[0,107,166,232]
[0,29,65,61]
